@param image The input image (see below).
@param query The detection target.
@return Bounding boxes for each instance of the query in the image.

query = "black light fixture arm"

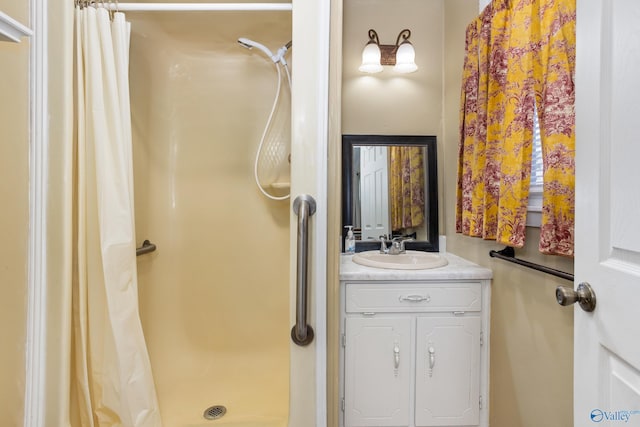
[367,29,380,45]
[394,29,412,47]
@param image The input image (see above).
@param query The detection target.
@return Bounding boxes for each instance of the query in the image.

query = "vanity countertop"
[340,252,492,281]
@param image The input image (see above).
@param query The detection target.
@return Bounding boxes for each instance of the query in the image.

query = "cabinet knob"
[393,344,400,373]
[428,345,436,377]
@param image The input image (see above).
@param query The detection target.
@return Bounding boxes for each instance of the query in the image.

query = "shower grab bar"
[136,240,157,257]
[291,194,315,346]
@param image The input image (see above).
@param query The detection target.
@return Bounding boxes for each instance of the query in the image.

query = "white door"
[573,0,640,425]
[415,316,480,427]
[344,317,411,426]
[360,146,390,241]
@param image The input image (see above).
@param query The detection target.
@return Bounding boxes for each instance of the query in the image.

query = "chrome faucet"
[388,237,414,255]
[379,236,388,254]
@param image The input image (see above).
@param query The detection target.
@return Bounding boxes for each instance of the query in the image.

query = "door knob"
[556,282,596,312]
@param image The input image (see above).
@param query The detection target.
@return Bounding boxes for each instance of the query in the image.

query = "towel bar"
[489,246,573,282]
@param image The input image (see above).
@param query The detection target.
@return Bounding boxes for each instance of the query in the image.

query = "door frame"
[290,0,330,425]
[25,0,51,424]
[25,1,331,426]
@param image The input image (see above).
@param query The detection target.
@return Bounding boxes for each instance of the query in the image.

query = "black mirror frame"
[341,134,439,252]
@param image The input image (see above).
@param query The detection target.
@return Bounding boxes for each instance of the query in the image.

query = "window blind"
[527,108,544,226]
[530,111,544,188]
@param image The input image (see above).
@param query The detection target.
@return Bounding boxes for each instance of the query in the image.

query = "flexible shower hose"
[253,57,292,201]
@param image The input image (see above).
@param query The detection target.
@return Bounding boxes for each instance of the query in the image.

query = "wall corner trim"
[0,10,32,42]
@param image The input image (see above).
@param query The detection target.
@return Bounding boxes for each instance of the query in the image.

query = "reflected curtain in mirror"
[389,146,425,231]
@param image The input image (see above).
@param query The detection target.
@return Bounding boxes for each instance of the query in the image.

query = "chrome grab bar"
[136,239,157,257]
[291,194,316,346]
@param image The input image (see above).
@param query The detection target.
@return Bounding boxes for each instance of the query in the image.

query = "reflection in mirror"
[342,135,439,252]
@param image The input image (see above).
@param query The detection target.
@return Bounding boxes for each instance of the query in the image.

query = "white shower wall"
[129,12,293,426]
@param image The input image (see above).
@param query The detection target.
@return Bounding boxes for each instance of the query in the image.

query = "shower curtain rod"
[106,3,292,11]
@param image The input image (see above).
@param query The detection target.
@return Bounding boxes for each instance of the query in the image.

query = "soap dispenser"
[344,226,356,254]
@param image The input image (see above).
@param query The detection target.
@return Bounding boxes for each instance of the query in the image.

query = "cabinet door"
[344,317,411,427]
[415,316,481,427]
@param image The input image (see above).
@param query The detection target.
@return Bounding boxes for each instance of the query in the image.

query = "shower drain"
[203,405,227,420]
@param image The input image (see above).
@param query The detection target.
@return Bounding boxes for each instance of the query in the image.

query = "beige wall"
[443,2,574,426]
[342,0,446,234]
[342,0,443,138]
[0,0,30,425]
[338,1,574,426]
[1,2,75,425]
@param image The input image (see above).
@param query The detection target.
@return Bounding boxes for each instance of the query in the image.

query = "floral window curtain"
[390,146,425,231]
[456,0,576,256]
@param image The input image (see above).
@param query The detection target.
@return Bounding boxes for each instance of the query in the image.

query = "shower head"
[238,37,275,61]
[278,40,292,56]
[274,40,292,66]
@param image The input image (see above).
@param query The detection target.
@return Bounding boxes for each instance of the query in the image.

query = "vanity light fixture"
[358,28,418,74]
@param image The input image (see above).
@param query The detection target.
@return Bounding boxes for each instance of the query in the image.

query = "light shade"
[359,42,383,73]
[393,41,418,73]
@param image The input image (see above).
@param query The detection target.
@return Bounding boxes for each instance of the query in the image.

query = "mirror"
[342,134,439,252]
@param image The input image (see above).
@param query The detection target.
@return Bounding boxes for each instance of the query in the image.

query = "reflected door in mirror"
[360,146,390,240]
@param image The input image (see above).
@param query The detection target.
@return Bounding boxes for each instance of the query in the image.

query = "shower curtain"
[71,5,162,426]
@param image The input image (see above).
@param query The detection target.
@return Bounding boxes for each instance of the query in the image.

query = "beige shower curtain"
[71,5,161,426]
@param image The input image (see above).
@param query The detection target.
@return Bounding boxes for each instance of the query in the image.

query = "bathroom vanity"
[339,252,492,427]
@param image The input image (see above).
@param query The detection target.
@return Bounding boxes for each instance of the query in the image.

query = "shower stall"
[125,4,324,426]
[129,10,291,426]
[24,1,329,426]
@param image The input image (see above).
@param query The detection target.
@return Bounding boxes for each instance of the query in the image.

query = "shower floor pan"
[186,415,286,427]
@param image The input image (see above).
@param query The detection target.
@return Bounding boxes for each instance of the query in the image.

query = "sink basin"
[352,250,448,270]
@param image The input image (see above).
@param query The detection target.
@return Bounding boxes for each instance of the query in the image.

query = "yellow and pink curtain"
[456,0,575,256]
[390,146,425,231]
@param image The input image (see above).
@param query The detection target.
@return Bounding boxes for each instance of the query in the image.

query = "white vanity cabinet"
[344,315,412,426]
[339,254,492,427]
